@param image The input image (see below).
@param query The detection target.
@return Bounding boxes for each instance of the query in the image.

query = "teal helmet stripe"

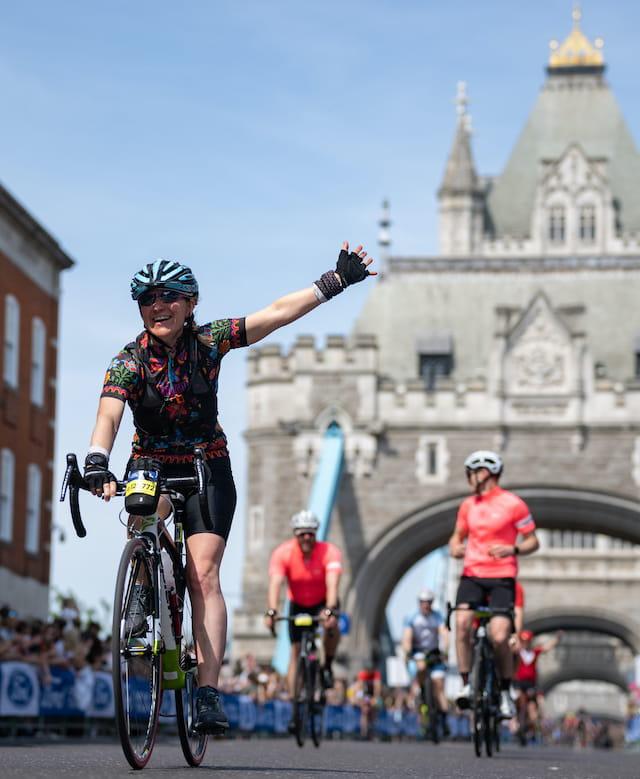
[130,258,199,300]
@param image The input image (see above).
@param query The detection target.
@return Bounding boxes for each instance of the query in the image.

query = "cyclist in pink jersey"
[265,510,342,718]
[448,450,539,719]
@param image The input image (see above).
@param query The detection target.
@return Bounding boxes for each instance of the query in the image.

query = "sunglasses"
[295,531,316,539]
[138,289,184,307]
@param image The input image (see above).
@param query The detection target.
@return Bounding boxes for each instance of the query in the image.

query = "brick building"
[0,182,74,618]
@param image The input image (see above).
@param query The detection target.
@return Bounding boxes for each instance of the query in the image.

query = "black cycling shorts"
[455,576,515,611]
[127,456,237,541]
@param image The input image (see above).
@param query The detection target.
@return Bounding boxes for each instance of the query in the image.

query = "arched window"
[25,463,42,554]
[4,295,20,388]
[31,317,46,407]
[0,448,15,542]
[548,206,566,244]
[579,205,596,243]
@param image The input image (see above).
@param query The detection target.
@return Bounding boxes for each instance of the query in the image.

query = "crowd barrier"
[0,661,424,737]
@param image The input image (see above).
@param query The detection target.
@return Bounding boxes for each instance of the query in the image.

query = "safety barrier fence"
[0,661,431,738]
[3,663,637,744]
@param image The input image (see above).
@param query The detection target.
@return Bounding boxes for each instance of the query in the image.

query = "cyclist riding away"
[265,510,342,722]
[448,450,539,720]
[82,246,375,734]
[401,588,449,736]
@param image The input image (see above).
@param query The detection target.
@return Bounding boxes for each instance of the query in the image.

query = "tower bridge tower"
[235,11,640,714]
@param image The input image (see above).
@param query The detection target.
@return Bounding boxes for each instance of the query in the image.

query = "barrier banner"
[40,667,84,717]
[0,661,40,717]
[222,693,240,729]
[401,711,420,737]
[88,671,115,719]
[273,699,291,734]
[238,694,257,731]
[255,700,275,732]
[160,690,176,719]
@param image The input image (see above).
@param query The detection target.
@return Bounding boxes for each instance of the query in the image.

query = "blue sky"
[1,1,639,635]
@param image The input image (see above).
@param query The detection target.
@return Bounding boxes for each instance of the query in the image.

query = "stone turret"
[437,82,485,256]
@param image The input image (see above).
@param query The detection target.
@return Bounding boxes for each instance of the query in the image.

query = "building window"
[31,317,46,407]
[416,435,450,485]
[579,205,596,243]
[25,464,42,554]
[548,206,566,244]
[0,449,15,543]
[419,354,453,390]
[4,295,20,388]
[427,442,438,475]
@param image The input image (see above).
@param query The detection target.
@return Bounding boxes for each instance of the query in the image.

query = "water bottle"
[162,646,185,690]
[125,459,161,516]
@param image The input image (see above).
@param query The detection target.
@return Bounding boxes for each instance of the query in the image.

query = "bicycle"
[412,649,445,744]
[275,613,326,748]
[60,447,213,770]
[447,603,513,758]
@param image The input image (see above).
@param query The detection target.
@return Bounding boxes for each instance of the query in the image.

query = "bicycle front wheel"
[112,537,162,770]
[175,576,208,766]
[293,657,308,747]
[471,648,485,757]
[309,661,324,748]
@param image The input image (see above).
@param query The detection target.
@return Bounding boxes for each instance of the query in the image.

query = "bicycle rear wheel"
[112,537,162,770]
[309,661,325,748]
[175,577,208,766]
[471,648,485,757]
[293,657,308,747]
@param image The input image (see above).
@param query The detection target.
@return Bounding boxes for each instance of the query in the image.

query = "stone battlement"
[247,333,378,382]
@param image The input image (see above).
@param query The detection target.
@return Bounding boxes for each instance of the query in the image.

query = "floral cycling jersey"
[101,318,247,463]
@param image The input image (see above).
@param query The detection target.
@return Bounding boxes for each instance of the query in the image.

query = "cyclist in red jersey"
[448,450,539,719]
[514,629,562,743]
[265,510,342,713]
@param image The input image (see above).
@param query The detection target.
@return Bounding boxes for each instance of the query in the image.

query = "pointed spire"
[438,82,480,196]
[377,199,391,261]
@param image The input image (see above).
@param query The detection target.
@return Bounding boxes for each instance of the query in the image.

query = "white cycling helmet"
[290,510,320,533]
[418,589,435,602]
[464,450,503,475]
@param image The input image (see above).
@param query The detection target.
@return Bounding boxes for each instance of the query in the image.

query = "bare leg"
[186,533,226,688]
[288,643,301,698]
[455,608,474,676]
[432,676,448,713]
[489,616,513,679]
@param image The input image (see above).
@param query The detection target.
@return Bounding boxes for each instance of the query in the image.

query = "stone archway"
[526,607,640,654]
[344,486,640,664]
[541,667,629,694]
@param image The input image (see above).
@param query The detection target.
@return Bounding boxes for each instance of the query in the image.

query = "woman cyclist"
[82,245,375,733]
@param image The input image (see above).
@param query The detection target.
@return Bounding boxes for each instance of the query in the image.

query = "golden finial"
[548,6,604,70]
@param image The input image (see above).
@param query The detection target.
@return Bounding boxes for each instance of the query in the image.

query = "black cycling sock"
[460,672,469,685]
[501,679,511,691]
[324,656,334,671]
